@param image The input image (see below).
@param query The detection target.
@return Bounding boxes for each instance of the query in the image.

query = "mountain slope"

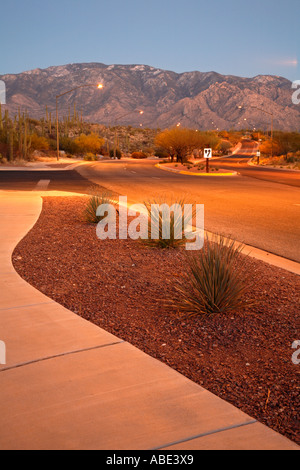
[1,63,299,131]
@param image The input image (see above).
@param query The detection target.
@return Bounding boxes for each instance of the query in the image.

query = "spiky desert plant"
[84,190,117,224]
[143,196,194,249]
[0,103,3,131]
[48,113,52,134]
[8,129,14,161]
[23,118,28,159]
[171,234,251,317]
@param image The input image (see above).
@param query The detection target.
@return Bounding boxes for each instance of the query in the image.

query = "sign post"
[257,150,261,165]
[204,148,212,173]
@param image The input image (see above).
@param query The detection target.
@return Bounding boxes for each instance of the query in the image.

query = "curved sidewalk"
[0,191,298,450]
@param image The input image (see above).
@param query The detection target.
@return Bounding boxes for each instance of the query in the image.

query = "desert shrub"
[28,118,40,126]
[286,154,296,163]
[84,191,116,224]
[99,145,109,156]
[143,197,194,249]
[131,151,147,159]
[0,153,6,164]
[142,147,154,155]
[84,153,98,161]
[48,139,57,151]
[75,133,104,155]
[109,148,122,159]
[170,234,251,317]
[155,148,169,159]
[30,134,49,151]
[59,137,79,154]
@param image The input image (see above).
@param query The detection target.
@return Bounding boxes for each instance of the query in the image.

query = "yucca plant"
[143,196,194,249]
[171,234,252,317]
[84,190,116,224]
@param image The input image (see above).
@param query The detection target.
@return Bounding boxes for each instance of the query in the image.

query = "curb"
[0,163,84,172]
[155,163,237,177]
[115,198,299,275]
[248,159,300,172]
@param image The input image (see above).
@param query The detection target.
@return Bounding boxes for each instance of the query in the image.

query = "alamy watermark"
[96,197,204,251]
[292,80,300,105]
[0,340,6,365]
[292,340,300,365]
[0,80,6,105]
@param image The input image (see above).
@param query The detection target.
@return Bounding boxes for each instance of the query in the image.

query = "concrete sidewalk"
[0,191,298,450]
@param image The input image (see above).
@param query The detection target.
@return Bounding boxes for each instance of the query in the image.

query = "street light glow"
[98,83,104,89]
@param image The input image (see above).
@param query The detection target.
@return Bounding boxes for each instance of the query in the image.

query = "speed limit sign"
[204,148,212,159]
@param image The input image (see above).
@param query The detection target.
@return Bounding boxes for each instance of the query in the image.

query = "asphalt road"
[0,142,299,262]
[213,141,300,187]
[0,169,101,193]
[76,143,300,262]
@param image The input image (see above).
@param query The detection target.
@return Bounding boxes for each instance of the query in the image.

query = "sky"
[0,0,299,80]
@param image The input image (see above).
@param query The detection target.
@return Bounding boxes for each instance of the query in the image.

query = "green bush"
[170,234,251,317]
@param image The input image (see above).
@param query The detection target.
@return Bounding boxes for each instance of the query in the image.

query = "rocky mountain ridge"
[1,62,299,131]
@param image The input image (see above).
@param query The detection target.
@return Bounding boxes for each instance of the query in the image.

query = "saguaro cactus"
[0,103,3,131]
[9,130,14,161]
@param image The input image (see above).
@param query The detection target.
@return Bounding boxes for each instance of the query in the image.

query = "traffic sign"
[257,151,261,157]
[204,148,212,159]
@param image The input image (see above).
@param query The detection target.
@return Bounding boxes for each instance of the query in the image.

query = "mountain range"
[1,62,299,131]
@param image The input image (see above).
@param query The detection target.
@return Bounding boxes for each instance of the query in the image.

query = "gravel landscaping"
[13,196,300,445]
[159,161,234,174]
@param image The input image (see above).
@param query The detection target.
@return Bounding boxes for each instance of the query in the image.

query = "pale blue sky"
[1,0,299,80]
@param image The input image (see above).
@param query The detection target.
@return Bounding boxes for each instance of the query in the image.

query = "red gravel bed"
[13,197,300,445]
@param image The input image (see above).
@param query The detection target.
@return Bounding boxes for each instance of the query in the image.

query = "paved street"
[76,144,300,262]
[0,142,299,262]
[215,141,300,187]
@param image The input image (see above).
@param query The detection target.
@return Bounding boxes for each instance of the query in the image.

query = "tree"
[217,140,232,155]
[155,128,220,163]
